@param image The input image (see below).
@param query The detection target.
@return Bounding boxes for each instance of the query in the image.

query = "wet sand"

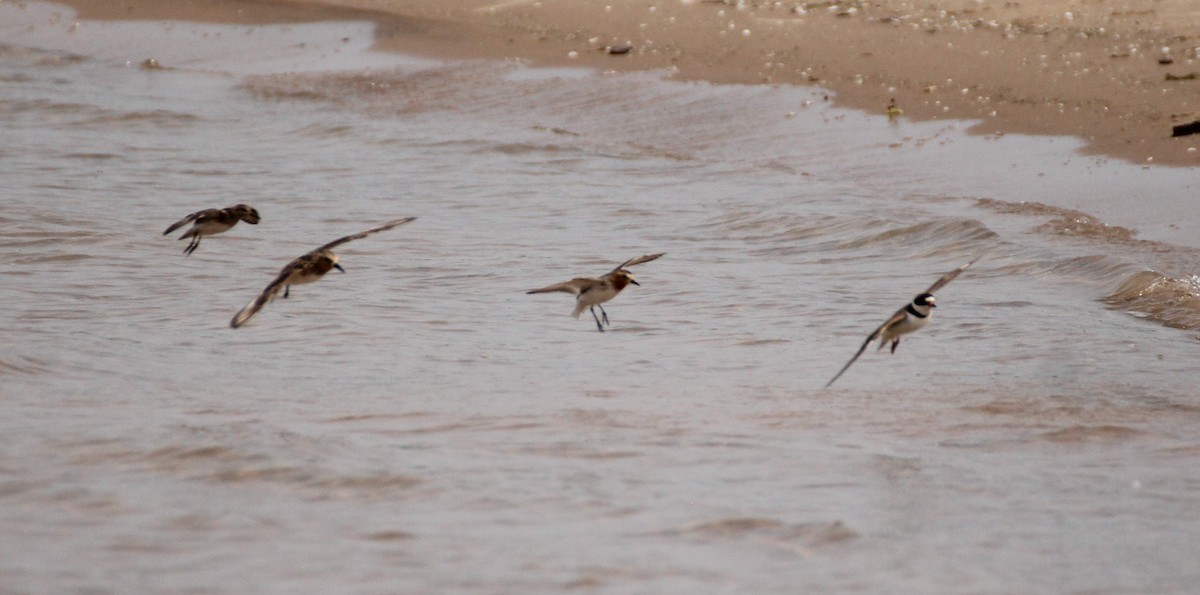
[57,0,1200,167]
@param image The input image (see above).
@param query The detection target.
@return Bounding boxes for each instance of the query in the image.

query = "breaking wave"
[1103,271,1200,332]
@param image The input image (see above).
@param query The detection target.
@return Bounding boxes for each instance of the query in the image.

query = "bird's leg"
[184,236,200,255]
[598,304,610,326]
[890,339,900,354]
[284,286,290,299]
[590,306,605,332]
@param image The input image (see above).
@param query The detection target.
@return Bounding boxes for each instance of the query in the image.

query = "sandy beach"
[57,0,1200,167]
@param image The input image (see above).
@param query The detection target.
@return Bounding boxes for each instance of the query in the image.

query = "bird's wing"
[229,261,298,328]
[525,277,596,295]
[317,217,417,251]
[922,256,981,295]
[824,307,907,389]
[163,209,213,235]
[609,252,665,273]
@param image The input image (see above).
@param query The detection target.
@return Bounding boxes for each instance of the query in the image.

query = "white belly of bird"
[572,285,619,317]
[194,221,235,236]
[882,313,929,343]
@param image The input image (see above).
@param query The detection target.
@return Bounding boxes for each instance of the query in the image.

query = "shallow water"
[2,2,1200,593]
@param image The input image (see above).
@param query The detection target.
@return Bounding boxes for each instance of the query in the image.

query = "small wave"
[477,142,578,156]
[1035,215,1137,242]
[835,218,998,251]
[76,108,202,128]
[0,43,86,67]
[692,211,997,274]
[362,530,415,541]
[736,338,790,347]
[531,125,581,137]
[240,62,505,113]
[1045,254,1139,281]
[62,152,122,160]
[0,98,94,115]
[697,211,879,245]
[0,355,50,376]
[323,412,426,423]
[290,123,357,138]
[1042,425,1146,443]
[308,474,422,492]
[395,418,544,435]
[622,142,695,161]
[11,252,95,266]
[521,443,641,459]
[2,98,200,129]
[656,517,857,552]
[1103,271,1200,331]
[144,445,252,463]
[73,442,424,500]
[206,466,423,500]
[976,198,1139,242]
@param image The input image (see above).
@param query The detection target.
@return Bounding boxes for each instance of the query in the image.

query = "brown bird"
[163,204,261,255]
[526,253,665,332]
[230,217,416,329]
[825,257,980,388]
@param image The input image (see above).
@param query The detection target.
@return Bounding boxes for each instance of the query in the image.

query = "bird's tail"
[163,217,192,236]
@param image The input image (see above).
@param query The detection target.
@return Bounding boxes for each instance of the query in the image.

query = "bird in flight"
[526,253,665,332]
[230,217,416,328]
[163,204,261,255]
[825,257,980,388]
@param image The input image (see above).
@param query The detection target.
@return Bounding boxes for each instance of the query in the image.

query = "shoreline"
[53,0,1200,167]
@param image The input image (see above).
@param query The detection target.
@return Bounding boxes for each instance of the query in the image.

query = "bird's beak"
[630,279,641,286]
[334,264,346,273]
[930,302,937,308]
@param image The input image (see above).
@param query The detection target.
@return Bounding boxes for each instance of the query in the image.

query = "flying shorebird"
[229,217,416,329]
[526,253,665,332]
[824,257,980,388]
[163,204,261,255]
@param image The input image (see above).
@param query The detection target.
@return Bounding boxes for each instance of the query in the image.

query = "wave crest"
[1103,271,1200,331]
